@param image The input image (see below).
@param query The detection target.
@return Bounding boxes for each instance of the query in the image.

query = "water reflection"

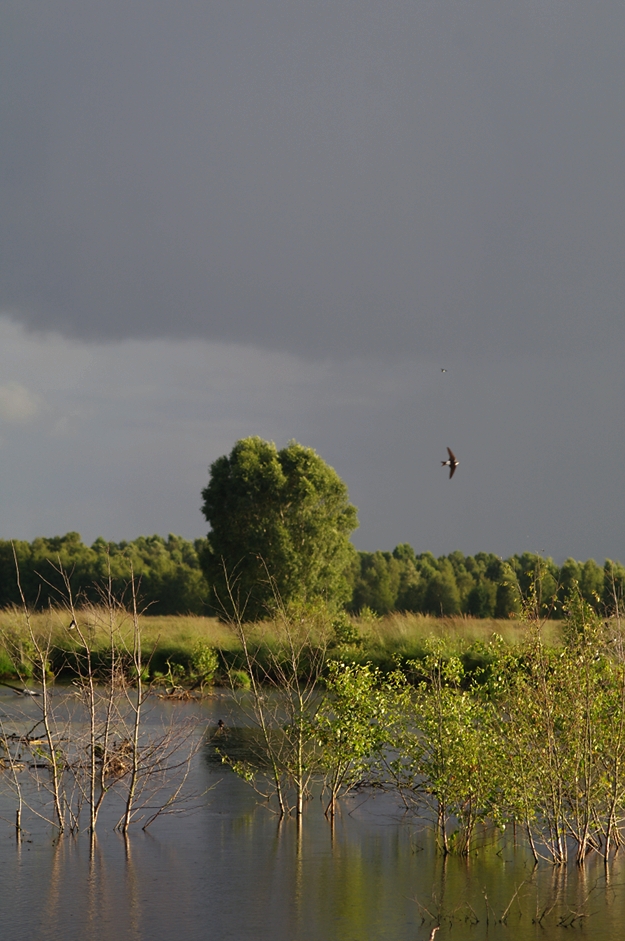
[0,694,625,940]
[44,837,65,938]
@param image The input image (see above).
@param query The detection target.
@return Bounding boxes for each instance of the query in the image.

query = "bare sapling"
[598,566,625,860]
[218,562,329,817]
[58,562,127,832]
[113,569,204,832]
[0,550,206,837]
[10,545,66,832]
[0,715,25,835]
[119,569,146,832]
[117,571,149,833]
[264,574,328,817]
[218,565,288,816]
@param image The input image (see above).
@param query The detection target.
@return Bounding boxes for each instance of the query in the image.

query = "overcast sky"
[1,0,624,563]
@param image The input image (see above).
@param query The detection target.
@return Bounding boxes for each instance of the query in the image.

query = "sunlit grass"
[0,605,562,680]
[359,611,562,649]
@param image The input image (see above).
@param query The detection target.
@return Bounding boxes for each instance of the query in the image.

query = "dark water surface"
[1,690,624,941]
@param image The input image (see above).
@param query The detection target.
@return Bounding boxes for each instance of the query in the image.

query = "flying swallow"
[441,447,459,479]
[441,368,447,372]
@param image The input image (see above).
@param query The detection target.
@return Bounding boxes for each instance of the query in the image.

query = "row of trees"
[0,532,209,614]
[219,589,625,865]
[348,547,625,619]
[2,531,622,621]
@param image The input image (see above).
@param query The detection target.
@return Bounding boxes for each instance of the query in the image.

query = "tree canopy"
[345,548,625,620]
[0,532,210,614]
[0,530,623,621]
[200,437,359,619]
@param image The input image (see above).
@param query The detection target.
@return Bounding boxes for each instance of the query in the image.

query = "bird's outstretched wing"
[446,447,456,462]
[449,463,456,479]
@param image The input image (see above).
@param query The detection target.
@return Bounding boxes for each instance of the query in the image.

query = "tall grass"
[0,607,562,680]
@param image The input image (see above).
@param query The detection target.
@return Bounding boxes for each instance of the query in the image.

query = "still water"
[1,689,624,941]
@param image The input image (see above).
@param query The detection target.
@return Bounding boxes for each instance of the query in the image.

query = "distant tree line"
[346,546,625,619]
[0,532,210,615]
[0,532,624,619]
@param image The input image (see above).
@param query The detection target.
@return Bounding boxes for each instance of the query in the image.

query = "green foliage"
[227,669,251,689]
[1,624,39,678]
[369,595,625,862]
[350,551,401,615]
[330,611,362,648]
[344,548,625,621]
[357,605,380,624]
[492,594,614,863]
[603,559,625,610]
[494,578,521,619]
[392,640,502,854]
[0,647,15,676]
[0,533,210,614]
[422,567,461,616]
[200,437,358,620]
[315,661,398,815]
[190,642,220,686]
[466,581,496,618]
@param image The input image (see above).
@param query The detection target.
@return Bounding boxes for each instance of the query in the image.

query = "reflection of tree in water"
[124,833,143,940]
[409,855,620,934]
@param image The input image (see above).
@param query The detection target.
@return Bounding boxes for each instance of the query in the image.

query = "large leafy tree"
[200,437,359,619]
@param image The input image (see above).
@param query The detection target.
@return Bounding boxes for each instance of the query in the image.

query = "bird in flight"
[440,368,447,372]
[441,447,459,478]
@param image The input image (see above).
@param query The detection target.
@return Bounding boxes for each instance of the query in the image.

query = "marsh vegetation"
[2,550,625,874]
[204,578,625,868]
[2,528,624,622]
[0,565,203,836]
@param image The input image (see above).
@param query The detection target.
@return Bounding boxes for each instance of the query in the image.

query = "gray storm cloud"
[1,315,624,563]
[2,0,624,359]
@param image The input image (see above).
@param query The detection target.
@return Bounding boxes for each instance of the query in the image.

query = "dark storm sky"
[1,0,624,563]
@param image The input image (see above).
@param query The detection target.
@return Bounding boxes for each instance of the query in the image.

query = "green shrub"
[358,605,380,624]
[191,641,220,685]
[331,612,362,647]
[227,669,251,689]
[0,648,15,676]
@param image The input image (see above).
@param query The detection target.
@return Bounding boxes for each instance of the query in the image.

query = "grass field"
[0,605,561,682]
